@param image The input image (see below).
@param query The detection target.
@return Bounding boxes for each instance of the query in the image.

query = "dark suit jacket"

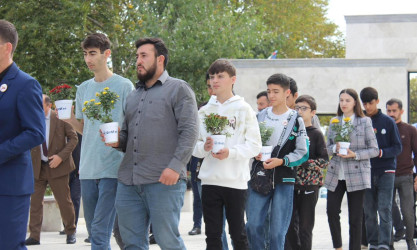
[0,62,45,195]
[31,111,78,179]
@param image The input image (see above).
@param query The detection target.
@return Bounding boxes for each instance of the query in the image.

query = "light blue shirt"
[75,74,134,179]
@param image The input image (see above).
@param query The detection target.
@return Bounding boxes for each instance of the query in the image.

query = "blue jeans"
[363,173,395,249]
[246,184,294,250]
[81,178,117,250]
[190,171,202,229]
[115,180,186,250]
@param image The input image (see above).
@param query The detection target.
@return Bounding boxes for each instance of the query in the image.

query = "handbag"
[249,158,275,195]
[249,110,296,195]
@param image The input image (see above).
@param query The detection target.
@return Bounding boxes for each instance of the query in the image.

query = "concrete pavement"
[26,194,409,250]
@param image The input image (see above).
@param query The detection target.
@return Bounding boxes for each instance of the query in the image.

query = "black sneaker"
[84,237,91,243]
[25,237,40,245]
[188,227,201,235]
[149,234,156,244]
[394,228,406,242]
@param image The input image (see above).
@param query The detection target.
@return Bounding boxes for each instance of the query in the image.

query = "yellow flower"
[95,92,100,97]
[83,101,88,105]
[104,87,109,90]
[343,117,351,122]
[331,118,340,124]
[82,107,86,112]
[90,99,95,102]
[111,100,114,103]
[117,95,119,98]
[102,91,107,95]
[95,102,101,105]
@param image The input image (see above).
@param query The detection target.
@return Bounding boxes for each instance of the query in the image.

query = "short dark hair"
[360,87,378,103]
[0,20,18,55]
[266,73,290,90]
[205,71,210,81]
[44,95,51,105]
[257,91,268,100]
[386,98,403,110]
[81,33,111,53]
[289,77,298,96]
[135,37,169,69]
[337,88,365,117]
[296,94,317,111]
[208,59,236,77]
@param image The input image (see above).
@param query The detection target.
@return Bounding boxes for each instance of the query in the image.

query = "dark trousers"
[191,171,202,229]
[29,163,76,241]
[285,186,319,250]
[69,170,81,226]
[327,180,365,250]
[0,194,30,250]
[202,185,248,250]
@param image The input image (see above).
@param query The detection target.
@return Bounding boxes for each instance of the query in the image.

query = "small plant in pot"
[204,113,230,153]
[259,122,274,161]
[49,84,75,120]
[82,87,120,143]
[331,117,354,155]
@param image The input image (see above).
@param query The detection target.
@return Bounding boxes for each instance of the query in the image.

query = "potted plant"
[49,84,74,119]
[82,87,120,143]
[330,117,354,155]
[259,122,274,161]
[204,113,229,153]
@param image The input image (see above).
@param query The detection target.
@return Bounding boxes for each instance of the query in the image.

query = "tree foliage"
[409,77,417,124]
[0,0,345,104]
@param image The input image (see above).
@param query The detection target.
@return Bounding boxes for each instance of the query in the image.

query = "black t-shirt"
[306,126,328,160]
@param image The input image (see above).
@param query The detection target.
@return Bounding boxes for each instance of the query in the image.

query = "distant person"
[386,98,417,250]
[360,87,402,250]
[257,91,269,111]
[25,94,78,245]
[325,89,378,250]
[286,77,321,128]
[0,19,45,250]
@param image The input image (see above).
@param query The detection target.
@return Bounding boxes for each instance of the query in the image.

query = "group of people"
[1,18,417,250]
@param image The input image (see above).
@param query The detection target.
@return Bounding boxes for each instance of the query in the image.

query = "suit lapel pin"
[0,83,7,92]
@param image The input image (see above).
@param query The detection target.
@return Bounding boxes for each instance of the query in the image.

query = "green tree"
[409,77,417,123]
[0,1,91,90]
[1,0,345,104]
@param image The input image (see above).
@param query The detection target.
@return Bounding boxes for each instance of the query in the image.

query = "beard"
[137,59,157,83]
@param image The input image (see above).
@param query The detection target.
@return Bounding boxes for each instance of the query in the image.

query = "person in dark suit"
[25,94,78,245]
[0,20,45,250]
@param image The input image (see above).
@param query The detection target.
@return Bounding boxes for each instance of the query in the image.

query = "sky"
[326,0,417,34]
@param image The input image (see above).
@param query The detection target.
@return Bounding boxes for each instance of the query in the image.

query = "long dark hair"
[337,88,364,117]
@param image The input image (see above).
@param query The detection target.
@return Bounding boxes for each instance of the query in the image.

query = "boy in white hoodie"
[193,59,262,250]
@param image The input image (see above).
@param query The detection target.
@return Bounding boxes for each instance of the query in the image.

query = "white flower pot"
[100,122,119,144]
[55,100,73,119]
[261,145,273,161]
[339,142,350,155]
[211,134,226,154]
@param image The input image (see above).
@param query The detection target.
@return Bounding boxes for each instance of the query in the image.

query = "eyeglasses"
[294,106,311,112]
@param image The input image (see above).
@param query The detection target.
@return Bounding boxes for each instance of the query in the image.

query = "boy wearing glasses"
[286,95,329,250]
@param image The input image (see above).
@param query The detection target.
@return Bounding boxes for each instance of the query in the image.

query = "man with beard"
[386,98,417,250]
[64,33,134,249]
[103,37,198,249]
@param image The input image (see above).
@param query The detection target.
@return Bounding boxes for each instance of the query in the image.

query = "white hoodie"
[193,95,262,189]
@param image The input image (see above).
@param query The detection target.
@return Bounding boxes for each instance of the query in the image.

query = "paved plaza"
[26,194,409,250]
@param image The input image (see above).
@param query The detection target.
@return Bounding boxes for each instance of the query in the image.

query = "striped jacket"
[324,116,379,192]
